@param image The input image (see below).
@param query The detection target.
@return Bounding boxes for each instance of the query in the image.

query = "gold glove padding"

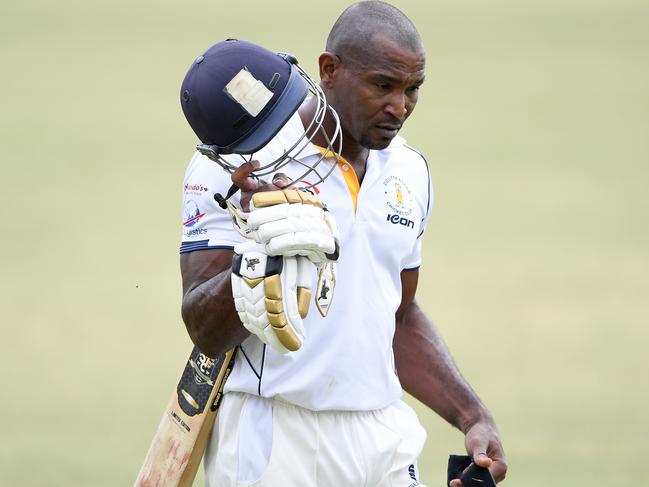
[251,189,324,209]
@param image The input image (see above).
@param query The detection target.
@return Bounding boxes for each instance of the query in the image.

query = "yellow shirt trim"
[314,147,360,213]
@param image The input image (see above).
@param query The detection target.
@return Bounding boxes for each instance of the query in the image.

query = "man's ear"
[318,52,341,89]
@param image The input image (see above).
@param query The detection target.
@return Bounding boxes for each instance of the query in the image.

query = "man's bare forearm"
[394,301,493,432]
[180,250,249,358]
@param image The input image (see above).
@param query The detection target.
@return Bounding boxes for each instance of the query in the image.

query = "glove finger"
[234,239,266,255]
[266,233,334,256]
[295,256,312,319]
[293,232,334,254]
[256,218,331,248]
[246,203,290,229]
[255,212,325,241]
[262,326,292,354]
[250,190,293,209]
[249,192,325,227]
[250,189,321,212]
[289,202,322,218]
[266,259,302,351]
[254,218,296,242]
[280,257,304,337]
[323,211,340,240]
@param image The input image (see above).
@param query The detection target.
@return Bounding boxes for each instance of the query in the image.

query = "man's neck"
[298,99,369,183]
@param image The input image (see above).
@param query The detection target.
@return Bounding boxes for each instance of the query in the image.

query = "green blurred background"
[1,0,647,485]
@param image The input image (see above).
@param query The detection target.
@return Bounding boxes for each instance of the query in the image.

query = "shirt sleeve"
[401,153,433,270]
[179,152,246,253]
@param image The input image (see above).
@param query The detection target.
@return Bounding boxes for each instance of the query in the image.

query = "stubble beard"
[360,134,392,150]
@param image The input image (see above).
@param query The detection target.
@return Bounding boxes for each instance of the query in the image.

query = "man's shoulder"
[183,151,236,196]
[378,138,432,211]
[381,137,430,174]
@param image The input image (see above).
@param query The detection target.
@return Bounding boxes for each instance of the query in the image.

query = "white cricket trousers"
[205,392,427,487]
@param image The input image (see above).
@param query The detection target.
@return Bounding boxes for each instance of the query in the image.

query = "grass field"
[1,0,647,485]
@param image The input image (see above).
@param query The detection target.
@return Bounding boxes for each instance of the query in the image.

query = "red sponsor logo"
[184,183,209,193]
[297,179,320,195]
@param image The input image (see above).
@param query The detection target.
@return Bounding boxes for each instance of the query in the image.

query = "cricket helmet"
[180,39,341,188]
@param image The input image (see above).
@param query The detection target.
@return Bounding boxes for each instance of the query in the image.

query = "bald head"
[325,1,423,64]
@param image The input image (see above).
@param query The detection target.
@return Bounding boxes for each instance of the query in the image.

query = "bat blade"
[134,347,236,487]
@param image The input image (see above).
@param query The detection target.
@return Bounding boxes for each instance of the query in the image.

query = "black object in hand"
[447,454,496,487]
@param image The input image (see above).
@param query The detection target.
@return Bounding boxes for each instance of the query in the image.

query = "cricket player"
[179,2,507,486]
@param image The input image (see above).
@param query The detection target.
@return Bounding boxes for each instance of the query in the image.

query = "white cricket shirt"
[180,113,432,411]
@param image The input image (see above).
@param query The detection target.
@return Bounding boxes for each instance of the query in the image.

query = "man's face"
[327,35,425,150]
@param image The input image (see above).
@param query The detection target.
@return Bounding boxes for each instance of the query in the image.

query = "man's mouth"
[375,123,402,137]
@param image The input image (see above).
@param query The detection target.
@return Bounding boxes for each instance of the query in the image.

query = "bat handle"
[214,183,240,209]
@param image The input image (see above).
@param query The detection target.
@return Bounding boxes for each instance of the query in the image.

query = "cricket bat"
[134,346,237,487]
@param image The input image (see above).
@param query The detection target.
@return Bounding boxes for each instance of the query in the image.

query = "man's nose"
[385,92,407,119]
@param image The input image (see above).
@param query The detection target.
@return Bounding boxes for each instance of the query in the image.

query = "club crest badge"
[383,175,413,217]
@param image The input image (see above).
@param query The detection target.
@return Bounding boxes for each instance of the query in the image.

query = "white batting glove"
[231,240,313,354]
[245,190,340,265]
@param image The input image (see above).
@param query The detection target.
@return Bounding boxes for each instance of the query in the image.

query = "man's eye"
[375,83,391,90]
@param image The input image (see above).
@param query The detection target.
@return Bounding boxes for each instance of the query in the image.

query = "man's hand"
[231,160,291,211]
[450,420,507,486]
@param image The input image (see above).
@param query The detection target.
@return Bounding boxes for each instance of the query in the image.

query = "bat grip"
[214,183,240,209]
